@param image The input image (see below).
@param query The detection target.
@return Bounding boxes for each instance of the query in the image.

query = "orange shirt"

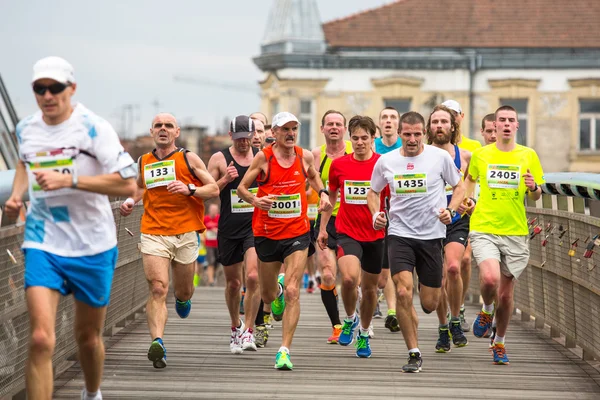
[306,188,319,221]
[140,149,206,235]
[253,145,309,240]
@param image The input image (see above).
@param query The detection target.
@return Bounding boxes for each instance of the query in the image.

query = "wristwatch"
[187,183,196,196]
[319,189,329,197]
[446,207,457,218]
[71,172,78,188]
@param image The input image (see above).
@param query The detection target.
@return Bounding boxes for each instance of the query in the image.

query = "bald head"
[250,112,268,125]
[152,113,178,128]
[150,113,180,149]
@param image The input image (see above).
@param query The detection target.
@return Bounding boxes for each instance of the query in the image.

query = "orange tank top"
[253,145,309,239]
[140,148,206,235]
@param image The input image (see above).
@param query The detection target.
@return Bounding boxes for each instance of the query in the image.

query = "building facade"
[253,0,600,172]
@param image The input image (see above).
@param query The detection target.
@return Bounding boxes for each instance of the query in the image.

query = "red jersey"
[328,153,387,242]
[203,214,219,248]
[253,145,309,240]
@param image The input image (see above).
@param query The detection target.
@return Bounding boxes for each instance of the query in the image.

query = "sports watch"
[187,183,197,196]
[446,207,457,218]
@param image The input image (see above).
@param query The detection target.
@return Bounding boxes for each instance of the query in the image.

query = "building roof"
[322,0,600,49]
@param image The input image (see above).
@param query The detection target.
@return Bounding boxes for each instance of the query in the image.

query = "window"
[384,98,411,114]
[500,98,528,146]
[299,99,312,149]
[579,100,600,151]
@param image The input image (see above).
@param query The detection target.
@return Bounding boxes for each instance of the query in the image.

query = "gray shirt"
[371,145,461,240]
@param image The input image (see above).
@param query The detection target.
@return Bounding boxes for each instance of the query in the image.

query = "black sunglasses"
[32,82,70,96]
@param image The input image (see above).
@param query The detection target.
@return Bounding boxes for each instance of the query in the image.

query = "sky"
[0,0,392,138]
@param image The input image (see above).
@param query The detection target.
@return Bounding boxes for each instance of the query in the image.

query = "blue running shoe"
[492,343,510,365]
[338,315,359,346]
[272,273,285,321]
[472,310,493,338]
[175,298,192,318]
[148,339,167,368]
[355,332,371,358]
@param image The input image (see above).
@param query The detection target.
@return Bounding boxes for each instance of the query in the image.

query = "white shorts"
[140,232,199,265]
[469,231,529,279]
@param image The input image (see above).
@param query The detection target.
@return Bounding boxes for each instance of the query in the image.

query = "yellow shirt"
[469,144,544,236]
[458,135,482,152]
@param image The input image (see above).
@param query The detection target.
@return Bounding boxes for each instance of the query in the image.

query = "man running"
[207,115,264,353]
[237,111,332,370]
[120,113,219,369]
[250,117,266,149]
[480,113,497,145]
[368,111,465,373]
[426,105,473,352]
[203,203,220,287]
[374,107,403,333]
[311,110,352,344]
[317,115,386,358]
[4,56,137,400]
[465,105,544,365]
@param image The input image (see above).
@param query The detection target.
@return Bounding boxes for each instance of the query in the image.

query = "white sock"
[494,335,505,345]
[346,313,356,321]
[360,326,369,336]
[82,389,102,400]
[278,346,289,354]
[408,348,420,355]
[483,303,494,313]
[460,304,465,310]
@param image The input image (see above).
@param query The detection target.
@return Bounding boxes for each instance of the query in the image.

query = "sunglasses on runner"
[32,82,71,96]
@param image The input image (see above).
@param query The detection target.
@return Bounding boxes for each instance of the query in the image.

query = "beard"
[431,130,451,145]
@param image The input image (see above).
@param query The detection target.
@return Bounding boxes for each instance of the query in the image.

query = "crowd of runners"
[4,57,543,399]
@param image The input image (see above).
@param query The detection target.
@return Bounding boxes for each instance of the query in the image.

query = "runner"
[317,115,387,358]
[465,105,544,364]
[306,186,320,294]
[4,56,137,400]
[310,110,352,344]
[237,111,332,370]
[120,112,219,369]
[203,203,220,287]
[426,105,474,352]
[368,111,464,372]
[480,113,497,145]
[207,115,264,353]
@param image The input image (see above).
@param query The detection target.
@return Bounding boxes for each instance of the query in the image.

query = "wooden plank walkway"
[54,287,600,399]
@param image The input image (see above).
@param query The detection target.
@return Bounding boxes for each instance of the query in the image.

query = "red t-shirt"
[328,153,387,242]
[203,215,219,248]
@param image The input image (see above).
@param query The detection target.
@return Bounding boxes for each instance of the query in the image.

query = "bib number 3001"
[268,194,302,219]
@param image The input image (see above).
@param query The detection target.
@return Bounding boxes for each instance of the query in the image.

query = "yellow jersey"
[458,135,482,152]
[469,144,544,236]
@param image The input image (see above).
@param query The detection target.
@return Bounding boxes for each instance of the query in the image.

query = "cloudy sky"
[1,0,392,137]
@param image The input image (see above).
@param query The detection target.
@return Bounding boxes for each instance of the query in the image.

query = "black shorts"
[387,235,443,288]
[443,215,470,248]
[382,234,389,269]
[218,234,254,267]
[255,232,311,263]
[308,223,316,257]
[313,215,338,249]
[336,234,384,275]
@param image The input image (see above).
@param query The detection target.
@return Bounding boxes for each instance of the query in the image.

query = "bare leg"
[338,255,360,317]
[74,300,108,393]
[143,254,171,339]
[223,262,243,327]
[281,249,309,349]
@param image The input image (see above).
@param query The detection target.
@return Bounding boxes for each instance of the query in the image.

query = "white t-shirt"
[17,103,135,257]
[371,145,461,240]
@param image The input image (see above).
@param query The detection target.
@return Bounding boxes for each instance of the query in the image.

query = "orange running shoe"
[327,324,343,344]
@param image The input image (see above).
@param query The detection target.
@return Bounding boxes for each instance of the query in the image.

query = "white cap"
[441,99,462,114]
[32,56,75,84]
[272,112,300,128]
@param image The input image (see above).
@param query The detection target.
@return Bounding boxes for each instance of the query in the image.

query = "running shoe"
[264,314,274,329]
[255,325,269,348]
[450,320,468,347]
[491,343,510,365]
[459,306,470,332]
[489,326,497,348]
[240,328,257,351]
[148,339,167,369]
[327,324,342,344]
[175,298,192,319]
[229,320,245,354]
[368,323,375,339]
[339,316,360,346]
[307,280,315,294]
[355,332,372,358]
[373,303,383,319]
[384,311,400,332]
[274,350,293,370]
[193,273,200,287]
[272,273,286,321]
[473,310,494,338]
[402,351,422,373]
[435,327,451,353]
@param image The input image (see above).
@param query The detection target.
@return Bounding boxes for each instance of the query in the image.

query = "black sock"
[255,299,265,326]
[321,286,341,326]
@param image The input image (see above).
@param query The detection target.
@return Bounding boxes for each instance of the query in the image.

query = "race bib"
[206,229,217,240]
[144,160,176,189]
[487,165,520,189]
[344,180,370,204]
[307,204,318,220]
[268,194,302,219]
[27,150,78,199]
[445,170,464,196]
[394,173,427,197]
[230,187,258,213]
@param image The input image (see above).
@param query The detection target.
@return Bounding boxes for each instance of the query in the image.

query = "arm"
[208,152,237,192]
[367,189,386,230]
[317,190,337,250]
[33,169,136,197]
[304,150,332,212]
[185,152,220,200]
[238,152,274,211]
[4,161,29,220]
[524,168,542,201]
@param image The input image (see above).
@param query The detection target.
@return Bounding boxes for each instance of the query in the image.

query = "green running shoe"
[274,350,293,370]
[272,273,286,321]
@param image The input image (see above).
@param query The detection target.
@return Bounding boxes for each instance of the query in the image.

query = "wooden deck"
[53,287,600,399]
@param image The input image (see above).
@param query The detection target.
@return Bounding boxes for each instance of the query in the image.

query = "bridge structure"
[0,173,599,399]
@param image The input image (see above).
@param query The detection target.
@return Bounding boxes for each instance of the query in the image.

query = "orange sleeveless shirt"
[140,148,206,235]
[252,145,309,240]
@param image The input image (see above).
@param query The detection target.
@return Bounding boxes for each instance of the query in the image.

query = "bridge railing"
[468,172,600,362]
[0,202,146,398]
